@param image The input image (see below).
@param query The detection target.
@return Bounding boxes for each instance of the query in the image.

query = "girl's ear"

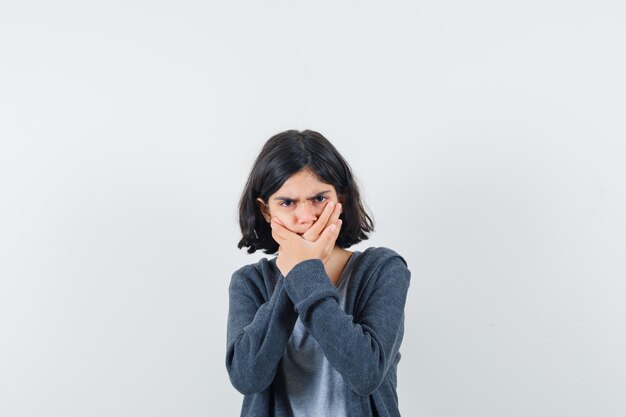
[256,198,271,223]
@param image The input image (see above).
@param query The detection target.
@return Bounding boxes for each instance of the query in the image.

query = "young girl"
[226,130,411,417]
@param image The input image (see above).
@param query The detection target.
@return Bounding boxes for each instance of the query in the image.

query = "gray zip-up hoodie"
[226,246,411,417]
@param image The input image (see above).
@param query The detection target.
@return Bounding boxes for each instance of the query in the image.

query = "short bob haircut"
[237,129,374,254]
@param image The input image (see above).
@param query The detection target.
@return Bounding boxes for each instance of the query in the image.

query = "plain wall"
[1,1,625,416]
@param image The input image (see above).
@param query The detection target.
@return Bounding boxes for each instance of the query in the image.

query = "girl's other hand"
[301,201,342,243]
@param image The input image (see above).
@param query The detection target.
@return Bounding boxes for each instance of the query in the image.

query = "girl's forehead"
[272,170,335,196]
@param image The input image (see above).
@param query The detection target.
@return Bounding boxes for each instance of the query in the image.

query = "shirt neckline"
[336,250,361,289]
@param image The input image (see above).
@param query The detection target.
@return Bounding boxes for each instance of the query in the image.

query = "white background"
[1,1,625,416]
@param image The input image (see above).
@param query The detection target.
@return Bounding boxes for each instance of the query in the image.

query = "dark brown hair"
[237,129,374,254]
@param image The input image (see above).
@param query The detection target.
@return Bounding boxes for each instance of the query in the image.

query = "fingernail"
[330,224,336,232]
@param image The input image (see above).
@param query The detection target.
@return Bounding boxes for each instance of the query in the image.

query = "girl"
[226,130,411,417]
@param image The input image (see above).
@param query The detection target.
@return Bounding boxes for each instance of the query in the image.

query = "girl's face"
[257,169,341,236]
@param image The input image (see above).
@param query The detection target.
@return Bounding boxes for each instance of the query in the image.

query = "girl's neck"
[325,247,354,286]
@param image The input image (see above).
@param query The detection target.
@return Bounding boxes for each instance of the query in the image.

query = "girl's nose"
[295,203,317,224]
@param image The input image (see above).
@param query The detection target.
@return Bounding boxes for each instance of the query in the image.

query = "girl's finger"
[320,218,342,248]
[271,228,284,245]
[329,202,342,226]
[318,204,342,241]
[270,218,291,242]
[303,201,335,240]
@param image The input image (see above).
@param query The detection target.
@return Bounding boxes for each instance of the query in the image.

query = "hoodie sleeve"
[225,265,298,395]
[282,251,410,396]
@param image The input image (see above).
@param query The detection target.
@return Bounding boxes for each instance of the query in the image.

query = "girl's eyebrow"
[272,190,332,201]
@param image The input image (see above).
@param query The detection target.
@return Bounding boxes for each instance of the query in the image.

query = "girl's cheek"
[275,215,294,230]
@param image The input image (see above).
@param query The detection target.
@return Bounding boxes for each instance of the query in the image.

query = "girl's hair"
[237,129,374,254]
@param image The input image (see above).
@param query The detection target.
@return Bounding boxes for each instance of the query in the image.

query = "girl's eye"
[314,196,328,203]
[279,200,294,207]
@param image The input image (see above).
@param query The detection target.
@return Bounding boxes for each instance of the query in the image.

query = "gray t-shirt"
[280,251,360,417]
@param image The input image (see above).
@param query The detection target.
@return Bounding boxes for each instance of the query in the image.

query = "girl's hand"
[271,217,342,277]
[301,201,342,243]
